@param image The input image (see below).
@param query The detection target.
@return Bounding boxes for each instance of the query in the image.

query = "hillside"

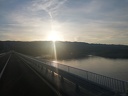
[0,41,128,59]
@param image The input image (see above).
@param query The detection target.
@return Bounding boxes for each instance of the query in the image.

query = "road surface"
[0,53,60,96]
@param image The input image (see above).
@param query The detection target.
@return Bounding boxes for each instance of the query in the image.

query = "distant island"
[0,41,128,60]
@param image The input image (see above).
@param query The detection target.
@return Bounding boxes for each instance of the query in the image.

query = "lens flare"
[53,41,57,61]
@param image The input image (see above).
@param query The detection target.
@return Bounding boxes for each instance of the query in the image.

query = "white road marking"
[0,55,11,79]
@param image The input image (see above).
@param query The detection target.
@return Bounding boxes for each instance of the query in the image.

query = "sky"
[0,0,128,45]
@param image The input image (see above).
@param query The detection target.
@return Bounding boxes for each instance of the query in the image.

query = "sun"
[48,30,62,41]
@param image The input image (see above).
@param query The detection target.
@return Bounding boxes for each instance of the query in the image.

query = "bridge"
[0,51,128,96]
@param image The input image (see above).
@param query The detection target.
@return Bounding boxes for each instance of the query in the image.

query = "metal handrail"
[16,51,128,94]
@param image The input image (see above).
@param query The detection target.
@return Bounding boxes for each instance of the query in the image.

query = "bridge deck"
[0,53,60,96]
[0,52,127,96]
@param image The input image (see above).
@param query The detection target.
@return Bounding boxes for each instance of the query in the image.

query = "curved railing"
[16,51,128,94]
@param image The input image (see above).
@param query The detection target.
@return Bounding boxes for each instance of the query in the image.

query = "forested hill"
[0,41,128,59]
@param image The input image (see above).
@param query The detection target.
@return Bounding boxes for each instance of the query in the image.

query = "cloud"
[0,0,128,45]
[28,0,67,18]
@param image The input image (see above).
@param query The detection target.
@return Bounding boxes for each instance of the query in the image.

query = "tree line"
[0,41,128,59]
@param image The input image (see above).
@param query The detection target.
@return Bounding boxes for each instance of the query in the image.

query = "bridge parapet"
[15,51,128,96]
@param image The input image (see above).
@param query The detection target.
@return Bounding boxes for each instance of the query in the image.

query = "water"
[57,56,128,81]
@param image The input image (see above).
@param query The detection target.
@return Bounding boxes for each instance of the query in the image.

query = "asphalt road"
[0,53,59,96]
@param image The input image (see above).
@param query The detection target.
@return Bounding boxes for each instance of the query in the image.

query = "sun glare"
[48,31,62,41]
